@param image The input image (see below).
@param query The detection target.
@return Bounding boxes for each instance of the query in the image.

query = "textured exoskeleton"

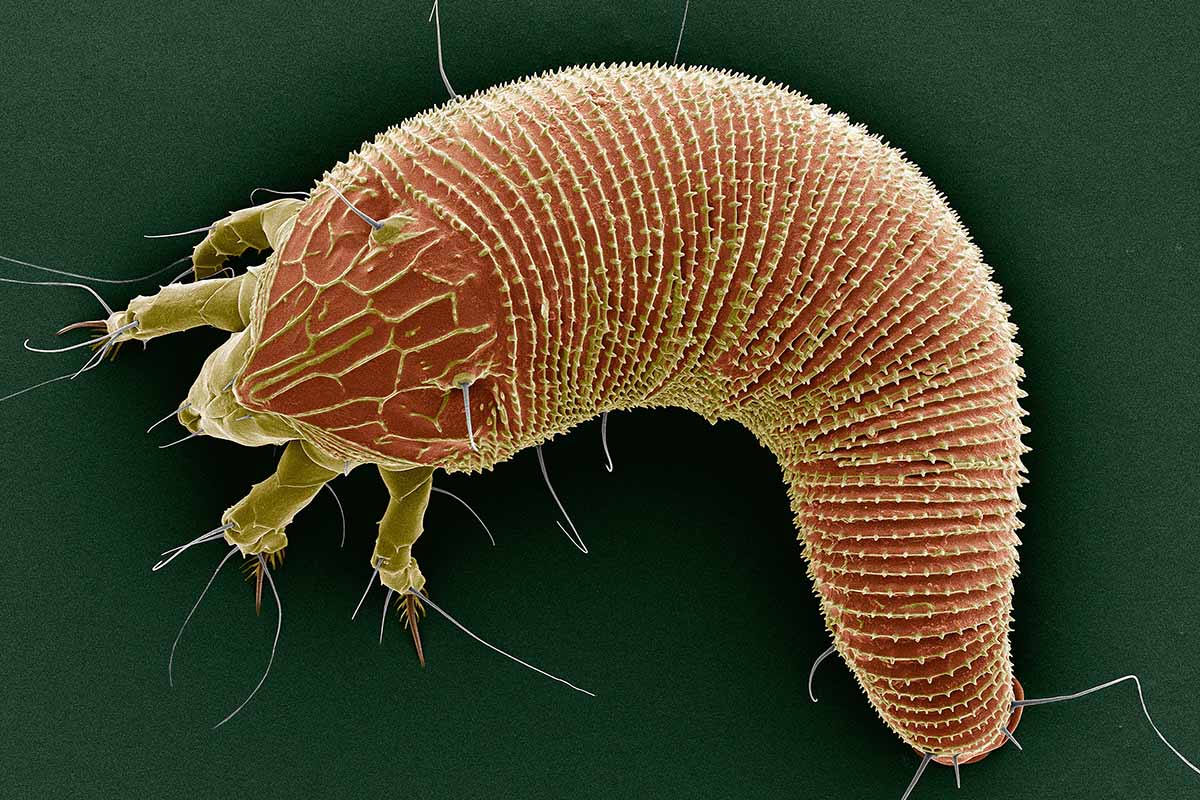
[107,65,1028,764]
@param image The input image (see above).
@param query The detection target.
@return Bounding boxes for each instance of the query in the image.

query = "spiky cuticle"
[124,64,1036,756]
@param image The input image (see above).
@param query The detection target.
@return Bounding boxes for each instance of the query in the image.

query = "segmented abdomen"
[245,65,1026,757]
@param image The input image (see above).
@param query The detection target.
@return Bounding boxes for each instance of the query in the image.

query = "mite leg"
[104,269,258,343]
[221,440,342,557]
[101,196,303,337]
[191,197,304,279]
[372,466,436,661]
[373,466,435,595]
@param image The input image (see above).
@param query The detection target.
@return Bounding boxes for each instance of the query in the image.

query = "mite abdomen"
[249,64,1026,759]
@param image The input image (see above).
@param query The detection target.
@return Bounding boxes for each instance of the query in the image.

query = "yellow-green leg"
[191,198,304,279]
[373,466,435,593]
[105,270,258,342]
[221,440,342,556]
[100,197,302,338]
[372,466,436,664]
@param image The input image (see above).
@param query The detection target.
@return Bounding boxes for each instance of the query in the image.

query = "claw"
[401,592,427,667]
[242,558,264,615]
[242,549,285,616]
[55,318,129,363]
[56,319,108,336]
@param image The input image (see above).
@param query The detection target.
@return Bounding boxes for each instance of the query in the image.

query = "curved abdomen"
[351,65,1027,757]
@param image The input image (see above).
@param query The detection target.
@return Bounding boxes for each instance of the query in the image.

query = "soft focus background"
[1,2,1197,798]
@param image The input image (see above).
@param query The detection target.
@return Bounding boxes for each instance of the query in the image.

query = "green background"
[1,1,1197,798]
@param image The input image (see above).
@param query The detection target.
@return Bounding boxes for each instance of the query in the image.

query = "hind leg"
[371,466,436,661]
[373,466,435,594]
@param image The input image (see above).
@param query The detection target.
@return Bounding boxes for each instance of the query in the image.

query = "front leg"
[191,197,303,279]
[105,270,258,343]
[98,197,303,338]
[222,440,341,556]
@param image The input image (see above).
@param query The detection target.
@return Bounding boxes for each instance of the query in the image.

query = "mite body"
[102,64,1025,763]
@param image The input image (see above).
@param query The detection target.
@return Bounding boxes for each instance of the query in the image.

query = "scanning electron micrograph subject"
[2,3,1197,799]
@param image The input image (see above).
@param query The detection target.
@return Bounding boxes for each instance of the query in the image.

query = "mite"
[6,63,1195,796]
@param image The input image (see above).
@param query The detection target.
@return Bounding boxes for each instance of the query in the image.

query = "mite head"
[180,331,296,447]
[231,171,511,470]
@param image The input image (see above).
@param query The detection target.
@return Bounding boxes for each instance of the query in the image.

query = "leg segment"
[373,466,435,594]
[221,440,341,555]
[105,269,258,342]
[191,198,304,279]
[102,197,303,336]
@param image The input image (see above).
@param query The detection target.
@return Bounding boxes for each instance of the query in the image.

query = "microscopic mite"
[2,6,1196,799]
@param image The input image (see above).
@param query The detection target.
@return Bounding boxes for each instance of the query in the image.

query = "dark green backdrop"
[1,2,1196,798]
